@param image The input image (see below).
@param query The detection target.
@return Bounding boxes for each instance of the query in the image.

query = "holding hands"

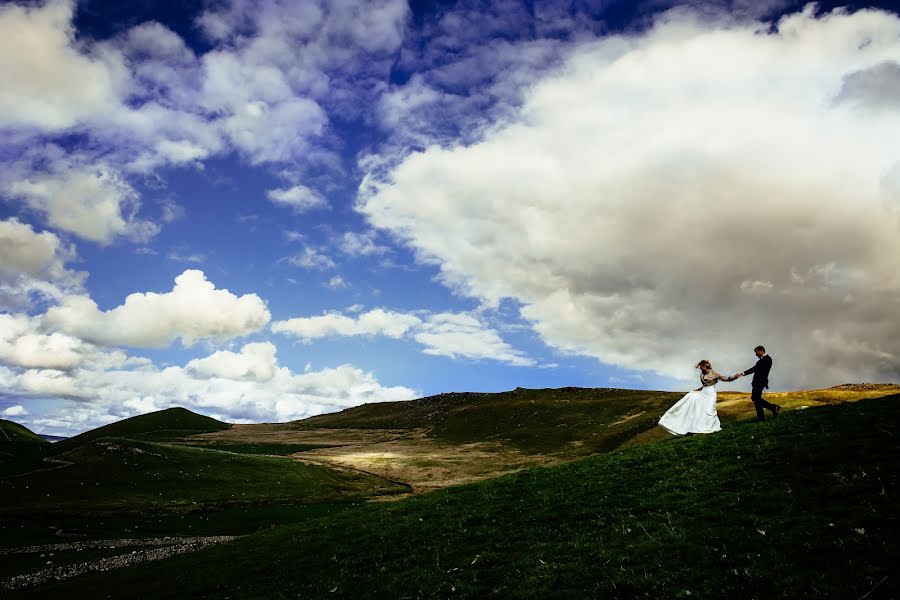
[733,371,744,379]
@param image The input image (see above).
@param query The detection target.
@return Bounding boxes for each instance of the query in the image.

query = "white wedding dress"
[658,370,732,435]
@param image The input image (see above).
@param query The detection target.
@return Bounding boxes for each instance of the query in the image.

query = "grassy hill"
[4,437,407,517]
[0,419,51,478]
[292,387,685,455]
[15,394,899,599]
[51,408,231,454]
[0,419,48,445]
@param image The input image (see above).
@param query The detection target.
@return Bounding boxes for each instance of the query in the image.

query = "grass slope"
[4,438,407,517]
[0,419,51,478]
[294,387,684,455]
[18,395,899,599]
[0,419,48,445]
[51,408,230,454]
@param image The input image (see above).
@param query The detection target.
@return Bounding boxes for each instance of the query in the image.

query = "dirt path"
[1,536,239,591]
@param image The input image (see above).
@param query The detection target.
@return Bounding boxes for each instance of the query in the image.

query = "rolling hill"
[189,384,900,492]
[13,394,899,599]
[50,407,231,454]
[0,419,51,478]
[0,419,48,445]
[4,437,406,516]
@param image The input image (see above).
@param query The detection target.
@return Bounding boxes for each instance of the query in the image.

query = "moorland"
[1,384,897,598]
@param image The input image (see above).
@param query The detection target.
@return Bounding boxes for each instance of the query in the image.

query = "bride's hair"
[696,359,711,369]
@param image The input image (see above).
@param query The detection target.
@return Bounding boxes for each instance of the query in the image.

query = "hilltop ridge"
[0,419,47,445]
[51,407,230,454]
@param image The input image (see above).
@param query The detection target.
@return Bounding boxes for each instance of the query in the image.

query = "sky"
[1,0,899,436]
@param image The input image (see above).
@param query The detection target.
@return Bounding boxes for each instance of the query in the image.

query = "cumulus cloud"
[0,218,85,309]
[0,217,83,287]
[43,270,271,348]
[3,341,417,435]
[7,162,158,244]
[273,308,534,366]
[0,0,122,130]
[273,308,422,341]
[360,6,900,388]
[267,184,328,212]
[1,405,29,418]
[0,313,84,369]
[1,0,410,249]
[413,312,535,366]
[186,342,277,381]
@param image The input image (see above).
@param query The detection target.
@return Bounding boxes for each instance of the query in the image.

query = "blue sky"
[2,0,899,435]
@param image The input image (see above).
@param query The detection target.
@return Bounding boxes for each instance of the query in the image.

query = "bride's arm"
[712,370,737,382]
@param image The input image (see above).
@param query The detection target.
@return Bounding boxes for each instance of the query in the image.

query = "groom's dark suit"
[743,354,777,421]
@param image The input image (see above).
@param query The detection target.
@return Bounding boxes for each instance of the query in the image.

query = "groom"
[736,345,781,421]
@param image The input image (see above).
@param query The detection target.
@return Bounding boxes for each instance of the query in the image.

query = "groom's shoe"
[772,405,781,418]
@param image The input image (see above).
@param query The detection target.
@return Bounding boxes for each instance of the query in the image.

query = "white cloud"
[273,307,535,366]
[0,218,84,298]
[284,246,336,270]
[0,0,122,131]
[413,312,535,366]
[0,218,87,312]
[267,184,328,212]
[360,7,900,387]
[7,162,158,245]
[43,270,271,348]
[3,341,417,435]
[273,308,422,341]
[0,313,84,369]
[186,342,277,382]
[326,275,348,289]
[338,230,388,256]
[1,405,29,418]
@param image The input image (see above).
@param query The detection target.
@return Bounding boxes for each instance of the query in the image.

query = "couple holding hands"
[659,345,781,436]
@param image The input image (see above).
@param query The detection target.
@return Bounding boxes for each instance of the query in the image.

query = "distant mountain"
[0,418,48,445]
[39,434,69,443]
[51,407,231,454]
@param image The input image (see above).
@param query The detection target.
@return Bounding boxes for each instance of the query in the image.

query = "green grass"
[295,387,684,455]
[14,395,898,599]
[0,419,48,445]
[2,438,407,518]
[50,408,230,454]
[0,419,53,478]
[0,503,356,549]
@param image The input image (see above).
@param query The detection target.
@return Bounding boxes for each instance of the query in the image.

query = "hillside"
[190,384,900,492]
[0,419,48,445]
[293,387,682,453]
[0,419,51,478]
[15,394,899,599]
[4,437,406,517]
[51,408,231,454]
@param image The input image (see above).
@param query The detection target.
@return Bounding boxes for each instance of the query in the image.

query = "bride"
[658,359,738,435]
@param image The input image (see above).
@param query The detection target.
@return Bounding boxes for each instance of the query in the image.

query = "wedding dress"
[658,370,735,435]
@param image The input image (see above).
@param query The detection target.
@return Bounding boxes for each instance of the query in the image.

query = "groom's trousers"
[751,386,777,421]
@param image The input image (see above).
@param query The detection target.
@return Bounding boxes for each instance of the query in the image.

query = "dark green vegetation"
[14,395,899,599]
[1,408,408,554]
[295,387,684,455]
[50,407,231,454]
[0,419,51,478]
[0,419,47,444]
[4,438,404,516]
